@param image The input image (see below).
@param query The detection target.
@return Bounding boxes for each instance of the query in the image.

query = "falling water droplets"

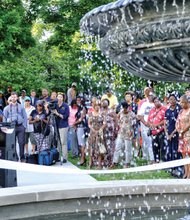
[182,0,186,15]
[172,0,179,16]
[153,0,159,13]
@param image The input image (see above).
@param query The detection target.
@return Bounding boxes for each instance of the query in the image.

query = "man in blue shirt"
[3,92,27,162]
[52,93,70,163]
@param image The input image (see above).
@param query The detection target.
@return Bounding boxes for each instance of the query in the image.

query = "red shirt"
[148,106,167,135]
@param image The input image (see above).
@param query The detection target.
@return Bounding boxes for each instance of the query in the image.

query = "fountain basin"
[80,0,190,82]
[1,179,190,219]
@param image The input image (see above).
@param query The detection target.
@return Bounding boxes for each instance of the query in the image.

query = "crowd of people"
[0,83,190,178]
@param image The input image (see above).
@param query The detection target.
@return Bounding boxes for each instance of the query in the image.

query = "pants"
[113,137,132,164]
[59,127,68,160]
[67,127,78,157]
[166,135,181,161]
[141,129,154,161]
[15,125,25,160]
[152,132,166,162]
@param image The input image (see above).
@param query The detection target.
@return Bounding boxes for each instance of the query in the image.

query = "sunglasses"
[25,100,30,102]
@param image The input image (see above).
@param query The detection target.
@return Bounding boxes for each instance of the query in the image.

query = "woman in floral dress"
[176,95,190,178]
[101,99,118,167]
[88,100,106,169]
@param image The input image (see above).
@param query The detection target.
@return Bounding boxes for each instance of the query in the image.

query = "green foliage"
[0,0,35,62]
[38,0,113,47]
[0,44,71,94]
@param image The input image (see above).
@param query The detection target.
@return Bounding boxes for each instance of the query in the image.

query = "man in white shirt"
[137,92,155,163]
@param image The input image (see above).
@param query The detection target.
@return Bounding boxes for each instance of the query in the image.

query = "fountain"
[80,0,190,82]
[2,1,190,219]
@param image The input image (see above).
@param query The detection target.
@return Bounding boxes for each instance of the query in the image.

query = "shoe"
[62,159,67,163]
[96,166,102,170]
[165,168,172,173]
[79,159,86,166]
[123,163,130,168]
[183,174,188,179]
[109,163,117,169]
[130,161,136,167]
[24,153,29,159]
[172,170,180,178]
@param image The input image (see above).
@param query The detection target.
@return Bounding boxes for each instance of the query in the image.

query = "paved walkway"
[17,161,96,186]
[16,143,96,187]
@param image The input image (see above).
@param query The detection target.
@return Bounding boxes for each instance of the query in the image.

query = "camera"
[47,101,57,111]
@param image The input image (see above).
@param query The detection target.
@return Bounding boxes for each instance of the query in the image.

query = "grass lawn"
[92,170,173,181]
[68,153,175,181]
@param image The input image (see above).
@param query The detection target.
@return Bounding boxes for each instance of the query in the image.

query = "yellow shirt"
[101,94,119,109]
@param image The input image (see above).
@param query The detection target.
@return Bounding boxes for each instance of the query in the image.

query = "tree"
[0,0,35,62]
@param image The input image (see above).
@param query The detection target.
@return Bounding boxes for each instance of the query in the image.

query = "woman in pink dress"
[176,95,190,178]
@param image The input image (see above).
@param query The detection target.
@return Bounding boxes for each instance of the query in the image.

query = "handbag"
[98,129,107,154]
[99,142,107,154]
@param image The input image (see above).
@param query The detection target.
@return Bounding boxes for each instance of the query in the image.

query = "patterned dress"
[101,109,118,166]
[176,109,190,154]
[88,112,105,166]
[165,104,181,161]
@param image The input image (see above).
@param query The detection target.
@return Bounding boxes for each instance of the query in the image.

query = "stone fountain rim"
[0,179,190,219]
[81,0,144,19]
[80,0,144,35]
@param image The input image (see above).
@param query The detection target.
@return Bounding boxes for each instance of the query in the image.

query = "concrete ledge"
[0,179,190,219]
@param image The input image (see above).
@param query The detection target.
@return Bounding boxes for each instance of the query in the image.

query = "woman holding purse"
[88,100,106,169]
